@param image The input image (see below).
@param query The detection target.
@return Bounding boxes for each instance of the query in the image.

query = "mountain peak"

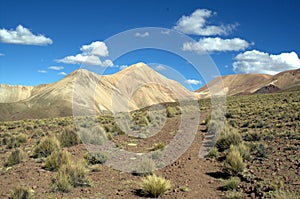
[121,62,151,71]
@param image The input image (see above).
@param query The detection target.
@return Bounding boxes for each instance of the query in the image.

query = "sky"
[0,0,300,90]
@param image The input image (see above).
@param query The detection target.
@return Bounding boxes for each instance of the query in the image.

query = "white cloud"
[38,70,47,73]
[48,66,64,70]
[57,41,113,67]
[233,50,300,75]
[0,53,4,56]
[80,41,109,57]
[58,72,67,76]
[0,25,52,45]
[183,37,250,53]
[119,65,128,70]
[134,32,150,38]
[155,65,167,71]
[185,79,202,85]
[57,54,113,66]
[173,9,236,36]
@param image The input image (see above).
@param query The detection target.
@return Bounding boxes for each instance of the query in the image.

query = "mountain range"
[196,68,300,97]
[0,63,196,121]
[0,63,299,121]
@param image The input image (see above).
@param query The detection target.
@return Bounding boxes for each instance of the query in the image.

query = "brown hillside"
[196,68,300,97]
[0,63,196,121]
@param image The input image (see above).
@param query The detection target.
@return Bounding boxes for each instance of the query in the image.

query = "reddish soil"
[0,112,224,198]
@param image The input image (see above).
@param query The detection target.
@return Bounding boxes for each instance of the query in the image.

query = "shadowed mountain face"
[0,63,196,121]
[196,68,300,97]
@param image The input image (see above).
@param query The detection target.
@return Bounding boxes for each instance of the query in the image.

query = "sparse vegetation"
[226,191,242,199]
[141,174,171,198]
[44,150,71,171]
[33,136,60,158]
[6,149,24,167]
[216,125,242,152]
[84,152,108,165]
[151,142,165,151]
[223,147,245,176]
[206,146,219,158]
[0,89,299,198]
[223,177,240,190]
[135,158,155,176]
[9,186,34,199]
[58,127,81,147]
[5,134,28,149]
[229,143,250,160]
[272,190,298,199]
[52,162,90,192]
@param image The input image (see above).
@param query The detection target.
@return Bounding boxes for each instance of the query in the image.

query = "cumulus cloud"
[58,72,67,76]
[0,25,52,45]
[173,9,236,36]
[38,70,47,73]
[185,79,202,85]
[0,53,4,56]
[57,41,113,67]
[183,37,251,53]
[119,65,128,70]
[155,65,167,71]
[134,32,150,37]
[80,41,109,57]
[48,66,64,70]
[233,50,300,75]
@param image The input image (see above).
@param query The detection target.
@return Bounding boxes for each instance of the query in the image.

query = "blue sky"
[0,0,299,90]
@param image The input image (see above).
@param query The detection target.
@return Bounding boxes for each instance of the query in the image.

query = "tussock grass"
[9,186,34,199]
[6,149,24,167]
[141,174,171,197]
[223,147,245,176]
[44,150,71,171]
[33,136,60,158]
[58,127,81,147]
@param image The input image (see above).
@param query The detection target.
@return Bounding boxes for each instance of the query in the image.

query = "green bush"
[6,149,23,167]
[151,142,165,151]
[139,116,149,127]
[205,146,219,158]
[51,167,72,192]
[223,177,240,190]
[256,143,270,158]
[226,191,242,199]
[243,131,261,142]
[223,147,245,176]
[9,186,34,199]
[229,144,250,160]
[79,126,107,145]
[151,151,163,160]
[85,152,108,165]
[6,134,27,149]
[135,158,155,176]
[33,136,60,158]
[166,106,177,118]
[52,162,90,192]
[44,150,71,171]
[58,127,81,147]
[141,174,171,198]
[273,190,298,199]
[216,126,242,152]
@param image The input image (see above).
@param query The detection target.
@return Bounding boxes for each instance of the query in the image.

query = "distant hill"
[0,63,196,121]
[196,68,300,97]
